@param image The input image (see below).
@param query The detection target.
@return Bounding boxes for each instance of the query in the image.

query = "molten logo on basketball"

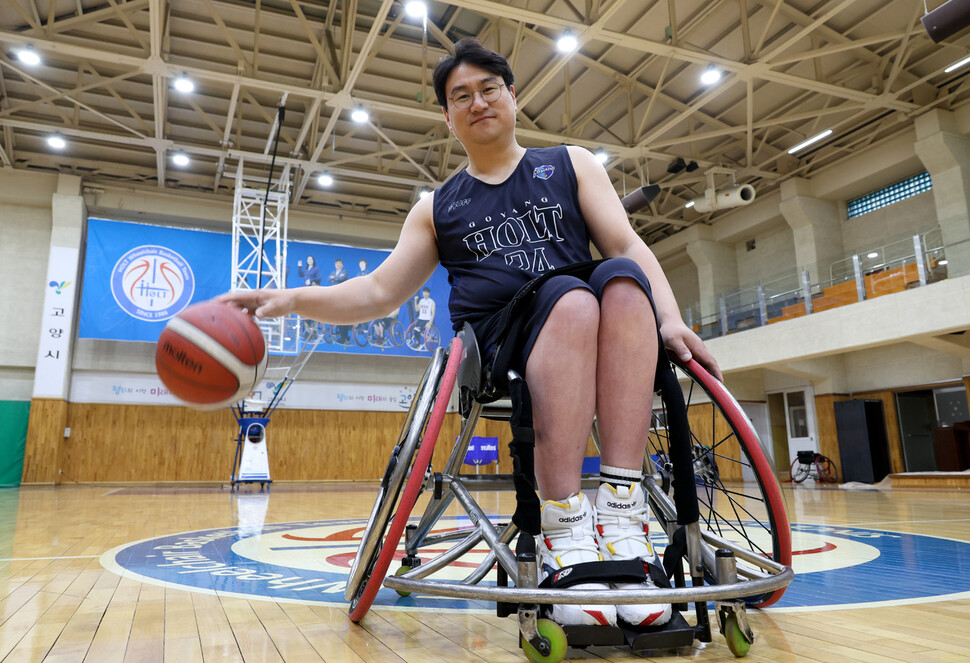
[161,341,204,374]
[111,245,195,321]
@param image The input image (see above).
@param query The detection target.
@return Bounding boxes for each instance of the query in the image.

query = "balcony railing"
[683,229,961,341]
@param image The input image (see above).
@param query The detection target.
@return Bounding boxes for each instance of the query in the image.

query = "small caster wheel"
[723,614,751,658]
[521,618,567,663]
[394,565,413,597]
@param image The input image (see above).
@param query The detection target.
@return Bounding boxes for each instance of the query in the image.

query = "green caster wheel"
[521,618,567,663]
[723,614,752,657]
[393,565,412,597]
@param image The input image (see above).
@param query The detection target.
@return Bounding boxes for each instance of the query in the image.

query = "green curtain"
[0,401,29,487]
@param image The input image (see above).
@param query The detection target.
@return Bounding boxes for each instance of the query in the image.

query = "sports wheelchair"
[790,450,839,484]
[344,324,793,661]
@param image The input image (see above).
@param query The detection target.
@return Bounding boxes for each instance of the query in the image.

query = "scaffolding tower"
[230,157,291,353]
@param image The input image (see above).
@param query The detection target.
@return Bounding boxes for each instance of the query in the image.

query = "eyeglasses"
[449,83,505,110]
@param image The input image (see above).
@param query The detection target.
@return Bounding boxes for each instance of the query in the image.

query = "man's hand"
[216,289,297,320]
[659,320,723,381]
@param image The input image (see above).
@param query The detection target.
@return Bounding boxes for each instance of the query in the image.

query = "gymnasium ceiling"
[0,0,968,243]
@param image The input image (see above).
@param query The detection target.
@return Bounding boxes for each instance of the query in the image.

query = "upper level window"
[847,171,933,219]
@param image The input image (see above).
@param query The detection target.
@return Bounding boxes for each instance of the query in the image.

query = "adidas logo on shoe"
[607,501,634,509]
[558,514,586,523]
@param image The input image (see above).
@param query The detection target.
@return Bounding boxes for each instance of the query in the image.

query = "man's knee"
[601,278,653,319]
[548,288,600,334]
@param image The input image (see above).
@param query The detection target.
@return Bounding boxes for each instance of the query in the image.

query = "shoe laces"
[597,503,651,557]
[542,525,601,567]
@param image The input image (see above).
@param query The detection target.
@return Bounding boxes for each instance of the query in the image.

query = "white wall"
[0,171,58,396]
[736,225,798,287]
[841,189,938,255]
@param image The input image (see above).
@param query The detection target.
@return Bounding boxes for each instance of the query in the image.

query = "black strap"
[662,526,688,581]
[538,559,647,589]
[508,377,541,535]
[645,559,672,589]
[484,259,605,395]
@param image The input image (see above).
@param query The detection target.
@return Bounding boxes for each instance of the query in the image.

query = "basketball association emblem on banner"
[111,245,195,321]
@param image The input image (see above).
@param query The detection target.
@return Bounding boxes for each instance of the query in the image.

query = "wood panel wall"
[814,393,850,476]
[22,398,68,484]
[56,403,455,483]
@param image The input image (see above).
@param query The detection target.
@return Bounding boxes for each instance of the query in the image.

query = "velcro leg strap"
[539,560,646,589]
[508,378,541,536]
[662,526,688,581]
[645,560,672,589]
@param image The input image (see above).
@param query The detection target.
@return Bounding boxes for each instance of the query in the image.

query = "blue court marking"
[100,519,970,612]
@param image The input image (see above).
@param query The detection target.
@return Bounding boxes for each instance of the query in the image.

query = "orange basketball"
[155,301,268,409]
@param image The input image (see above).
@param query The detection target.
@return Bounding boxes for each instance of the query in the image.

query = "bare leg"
[596,278,658,470]
[526,289,600,501]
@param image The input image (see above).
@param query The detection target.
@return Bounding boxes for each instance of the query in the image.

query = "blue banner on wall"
[78,218,451,358]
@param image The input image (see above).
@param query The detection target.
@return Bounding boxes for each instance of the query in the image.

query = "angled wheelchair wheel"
[789,459,810,483]
[344,346,446,606]
[346,336,463,622]
[389,320,405,347]
[424,325,440,352]
[648,358,792,608]
[354,323,370,347]
[405,321,422,350]
[815,455,839,483]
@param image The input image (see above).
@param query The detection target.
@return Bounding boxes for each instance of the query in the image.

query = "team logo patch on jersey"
[533,165,555,180]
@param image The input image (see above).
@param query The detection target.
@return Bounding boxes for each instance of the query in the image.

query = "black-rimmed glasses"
[449,83,505,110]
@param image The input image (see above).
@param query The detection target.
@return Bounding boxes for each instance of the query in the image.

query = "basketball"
[155,301,268,409]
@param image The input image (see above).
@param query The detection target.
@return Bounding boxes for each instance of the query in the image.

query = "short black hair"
[432,38,514,108]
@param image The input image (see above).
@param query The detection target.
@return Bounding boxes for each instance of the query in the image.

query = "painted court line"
[0,555,101,561]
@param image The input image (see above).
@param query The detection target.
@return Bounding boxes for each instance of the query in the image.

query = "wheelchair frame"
[345,324,793,660]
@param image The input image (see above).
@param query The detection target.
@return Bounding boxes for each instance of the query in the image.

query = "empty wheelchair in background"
[344,324,793,661]
[790,450,839,484]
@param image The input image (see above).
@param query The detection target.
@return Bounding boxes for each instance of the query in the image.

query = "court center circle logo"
[111,245,195,321]
[101,517,970,613]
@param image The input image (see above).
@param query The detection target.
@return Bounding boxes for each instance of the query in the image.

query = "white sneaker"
[595,483,672,627]
[538,493,617,627]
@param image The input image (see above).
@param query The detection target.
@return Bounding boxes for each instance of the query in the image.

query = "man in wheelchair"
[219,38,721,630]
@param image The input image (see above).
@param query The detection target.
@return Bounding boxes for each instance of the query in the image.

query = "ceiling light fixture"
[594,150,608,163]
[557,31,578,53]
[404,1,427,19]
[867,252,879,259]
[419,189,431,199]
[700,66,721,85]
[47,134,66,149]
[172,152,190,166]
[944,54,970,73]
[787,129,833,154]
[317,173,334,187]
[16,46,40,66]
[685,200,695,208]
[351,107,369,123]
[173,75,194,93]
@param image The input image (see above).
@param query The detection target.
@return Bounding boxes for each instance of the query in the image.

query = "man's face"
[442,63,516,148]
[335,260,343,268]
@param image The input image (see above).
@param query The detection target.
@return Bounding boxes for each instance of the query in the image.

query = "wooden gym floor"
[1,481,969,663]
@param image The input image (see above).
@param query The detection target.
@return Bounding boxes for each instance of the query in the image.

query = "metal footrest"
[622,611,696,651]
[559,611,696,651]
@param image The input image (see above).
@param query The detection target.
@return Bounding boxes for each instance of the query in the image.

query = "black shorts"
[470,257,656,374]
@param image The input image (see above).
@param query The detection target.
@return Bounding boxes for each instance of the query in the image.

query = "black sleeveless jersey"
[432,146,593,325]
